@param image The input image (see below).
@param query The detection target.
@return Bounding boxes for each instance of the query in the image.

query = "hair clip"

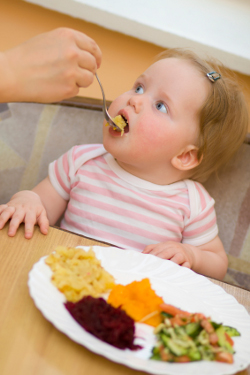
[206,71,221,82]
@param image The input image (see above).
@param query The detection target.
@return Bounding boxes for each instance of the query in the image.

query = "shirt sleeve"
[182,180,218,246]
[48,146,76,201]
[48,144,106,201]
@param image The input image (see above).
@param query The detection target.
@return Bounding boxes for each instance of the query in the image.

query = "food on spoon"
[45,246,115,302]
[108,278,164,327]
[113,115,127,134]
[106,115,127,136]
[151,303,241,364]
[65,296,142,350]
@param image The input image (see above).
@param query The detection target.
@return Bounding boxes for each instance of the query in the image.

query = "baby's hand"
[142,241,194,268]
[0,191,49,239]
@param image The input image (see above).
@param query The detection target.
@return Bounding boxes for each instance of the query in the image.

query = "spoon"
[95,73,120,131]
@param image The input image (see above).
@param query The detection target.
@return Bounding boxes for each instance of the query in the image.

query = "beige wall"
[0,0,163,102]
[1,0,250,130]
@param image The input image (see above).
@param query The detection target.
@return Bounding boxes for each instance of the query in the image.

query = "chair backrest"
[0,98,104,203]
[1,97,250,289]
[203,142,250,289]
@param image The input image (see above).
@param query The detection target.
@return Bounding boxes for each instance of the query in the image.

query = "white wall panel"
[24,0,250,75]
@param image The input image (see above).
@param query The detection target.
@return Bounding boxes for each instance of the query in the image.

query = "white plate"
[28,246,250,375]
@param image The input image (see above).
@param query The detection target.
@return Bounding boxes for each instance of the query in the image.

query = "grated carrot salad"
[108,278,164,327]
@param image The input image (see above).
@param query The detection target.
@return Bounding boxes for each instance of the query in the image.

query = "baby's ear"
[171,145,202,171]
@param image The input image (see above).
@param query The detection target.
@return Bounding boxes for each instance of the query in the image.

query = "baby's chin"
[103,134,123,155]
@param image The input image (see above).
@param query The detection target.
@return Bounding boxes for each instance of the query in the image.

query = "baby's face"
[103,58,210,179]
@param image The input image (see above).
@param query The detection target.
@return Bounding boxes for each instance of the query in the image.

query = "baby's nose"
[129,95,143,113]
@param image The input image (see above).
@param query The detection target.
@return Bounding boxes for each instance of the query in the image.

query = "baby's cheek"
[137,123,164,147]
[102,119,107,129]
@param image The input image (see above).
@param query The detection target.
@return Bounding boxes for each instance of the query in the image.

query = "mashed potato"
[45,246,115,302]
[106,115,127,136]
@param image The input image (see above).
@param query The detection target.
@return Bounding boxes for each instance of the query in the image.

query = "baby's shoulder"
[185,179,212,199]
[72,143,105,157]
[184,179,215,217]
[70,144,106,165]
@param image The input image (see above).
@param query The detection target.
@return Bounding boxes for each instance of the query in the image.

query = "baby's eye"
[135,85,144,94]
[156,102,168,113]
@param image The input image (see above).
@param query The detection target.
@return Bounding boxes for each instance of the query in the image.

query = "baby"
[0,49,248,280]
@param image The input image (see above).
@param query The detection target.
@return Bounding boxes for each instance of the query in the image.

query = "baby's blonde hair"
[156,49,249,182]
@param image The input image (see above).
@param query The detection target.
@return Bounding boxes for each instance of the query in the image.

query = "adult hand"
[0,28,102,103]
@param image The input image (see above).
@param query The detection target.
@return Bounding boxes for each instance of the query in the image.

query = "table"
[0,224,249,375]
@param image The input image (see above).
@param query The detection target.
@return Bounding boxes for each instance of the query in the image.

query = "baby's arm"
[0,176,67,239]
[142,235,228,280]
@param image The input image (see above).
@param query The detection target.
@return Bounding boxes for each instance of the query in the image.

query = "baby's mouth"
[111,114,129,136]
[121,115,129,134]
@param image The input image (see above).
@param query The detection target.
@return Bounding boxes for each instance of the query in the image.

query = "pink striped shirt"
[49,144,218,252]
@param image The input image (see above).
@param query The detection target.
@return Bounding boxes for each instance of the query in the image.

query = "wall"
[0,0,163,102]
[1,0,250,132]
[25,0,250,76]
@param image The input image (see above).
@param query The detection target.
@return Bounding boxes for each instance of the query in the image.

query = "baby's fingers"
[0,204,8,214]
[23,210,38,239]
[181,261,191,268]
[142,244,157,254]
[0,205,15,229]
[169,252,183,264]
[170,253,191,268]
[7,208,26,236]
[37,211,49,235]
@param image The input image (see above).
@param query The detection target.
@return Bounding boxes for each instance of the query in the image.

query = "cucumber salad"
[151,304,240,364]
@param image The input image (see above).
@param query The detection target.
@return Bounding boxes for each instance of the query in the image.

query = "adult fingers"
[78,50,98,72]
[75,31,102,68]
[76,66,96,88]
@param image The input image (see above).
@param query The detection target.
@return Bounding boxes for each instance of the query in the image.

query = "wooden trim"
[53,95,112,112]
[245,132,250,145]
